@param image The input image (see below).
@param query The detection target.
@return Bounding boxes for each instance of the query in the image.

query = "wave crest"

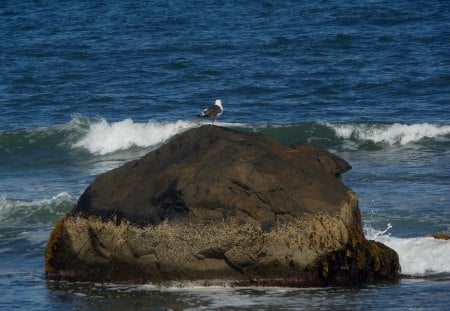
[2,117,449,157]
[364,224,450,277]
[72,118,200,155]
[0,192,75,227]
[328,122,450,145]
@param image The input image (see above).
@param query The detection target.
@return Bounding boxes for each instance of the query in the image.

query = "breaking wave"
[64,119,450,154]
[328,122,450,146]
[0,192,76,227]
[1,115,449,158]
[72,118,200,155]
[365,224,450,277]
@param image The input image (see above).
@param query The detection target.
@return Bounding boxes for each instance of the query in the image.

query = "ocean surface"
[1,0,449,310]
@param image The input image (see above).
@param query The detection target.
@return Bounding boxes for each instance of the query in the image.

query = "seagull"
[199,99,223,122]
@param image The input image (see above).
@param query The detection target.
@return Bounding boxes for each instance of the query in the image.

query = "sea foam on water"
[365,224,450,276]
[73,118,198,155]
[330,123,450,145]
[71,117,248,155]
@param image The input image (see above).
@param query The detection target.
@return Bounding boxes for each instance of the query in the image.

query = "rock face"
[45,125,400,286]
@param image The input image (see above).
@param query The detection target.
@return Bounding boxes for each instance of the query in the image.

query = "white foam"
[71,117,251,155]
[72,118,200,155]
[329,123,450,145]
[365,224,450,276]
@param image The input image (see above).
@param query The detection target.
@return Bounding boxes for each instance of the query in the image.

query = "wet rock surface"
[46,125,400,286]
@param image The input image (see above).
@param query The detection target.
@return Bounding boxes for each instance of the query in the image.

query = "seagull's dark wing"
[200,104,222,117]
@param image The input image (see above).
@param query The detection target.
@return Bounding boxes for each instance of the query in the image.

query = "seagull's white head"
[215,99,223,108]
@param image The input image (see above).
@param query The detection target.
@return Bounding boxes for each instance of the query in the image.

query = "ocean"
[1,0,449,310]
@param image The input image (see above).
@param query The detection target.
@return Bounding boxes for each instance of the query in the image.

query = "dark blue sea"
[1,1,449,310]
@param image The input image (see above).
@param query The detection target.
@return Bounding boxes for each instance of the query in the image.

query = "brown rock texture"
[45,125,400,286]
[425,232,450,240]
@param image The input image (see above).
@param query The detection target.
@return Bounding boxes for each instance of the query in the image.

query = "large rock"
[45,125,400,286]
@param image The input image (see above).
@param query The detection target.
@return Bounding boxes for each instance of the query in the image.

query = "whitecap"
[72,118,200,155]
[365,224,450,276]
[328,122,450,145]
[72,117,250,155]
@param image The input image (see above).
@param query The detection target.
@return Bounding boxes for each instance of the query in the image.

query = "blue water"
[1,1,449,310]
